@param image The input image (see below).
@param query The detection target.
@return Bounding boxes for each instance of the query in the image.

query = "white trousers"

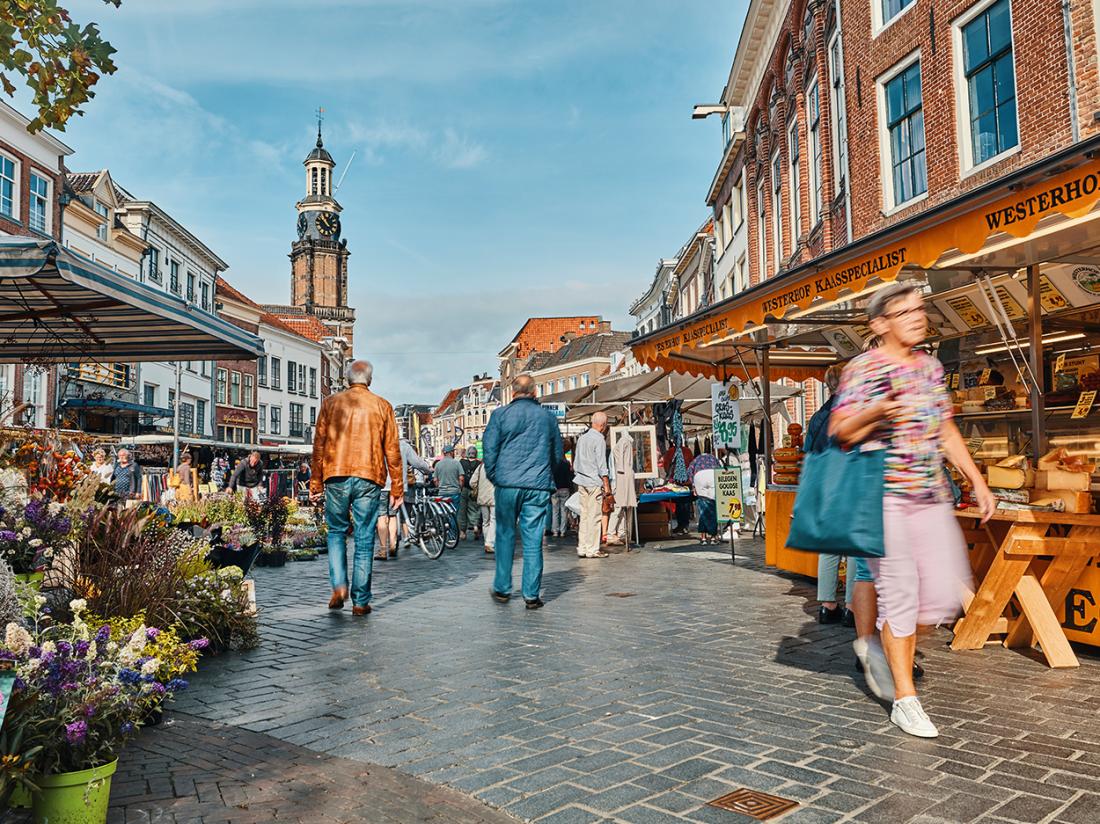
[577,486,603,556]
[480,504,496,548]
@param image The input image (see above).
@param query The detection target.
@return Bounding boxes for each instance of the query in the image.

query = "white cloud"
[434,128,487,169]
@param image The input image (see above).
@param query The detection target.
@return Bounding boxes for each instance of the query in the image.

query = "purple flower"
[150,682,166,696]
[187,638,210,651]
[83,704,96,718]
[146,628,161,640]
[95,625,111,644]
[118,668,142,685]
[166,678,189,692]
[120,722,134,734]
[65,720,88,744]
[0,530,16,542]
[74,640,90,657]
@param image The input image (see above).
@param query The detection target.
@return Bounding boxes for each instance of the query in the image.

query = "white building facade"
[256,317,324,445]
[115,195,226,439]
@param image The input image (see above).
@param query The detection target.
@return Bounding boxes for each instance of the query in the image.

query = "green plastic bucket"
[32,759,118,824]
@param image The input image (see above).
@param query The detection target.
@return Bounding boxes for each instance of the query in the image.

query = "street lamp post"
[172,361,181,469]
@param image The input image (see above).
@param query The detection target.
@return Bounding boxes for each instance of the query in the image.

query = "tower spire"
[316,106,325,147]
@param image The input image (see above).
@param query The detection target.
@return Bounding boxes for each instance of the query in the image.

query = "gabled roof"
[528,331,632,374]
[260,311,321,345]
[264,311,330,342]
[66,172,100,194]
[501,316,602,359]
[434,387,463,417]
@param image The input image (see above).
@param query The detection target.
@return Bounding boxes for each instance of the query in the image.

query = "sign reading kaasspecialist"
[715,468,743,524]
[711,382,741,449]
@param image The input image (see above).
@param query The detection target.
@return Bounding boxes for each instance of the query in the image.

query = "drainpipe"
[1062,0,1080,142]
[833,0,854,244]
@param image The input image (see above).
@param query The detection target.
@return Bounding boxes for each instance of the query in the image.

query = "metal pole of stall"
[172,362,181,470]
[1026,264,1047,460]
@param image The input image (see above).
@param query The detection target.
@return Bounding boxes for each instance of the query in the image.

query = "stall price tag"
[967,436,984,454]
[715,469,743,524]
[711,383,742,449]
[983,387,997,401]
[950,372,961,390]
[979,368,992,385]
[1054,353,1067,374]
[1072,390,1097,419]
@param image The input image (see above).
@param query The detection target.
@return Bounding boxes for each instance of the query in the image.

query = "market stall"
[630,135,1100,650]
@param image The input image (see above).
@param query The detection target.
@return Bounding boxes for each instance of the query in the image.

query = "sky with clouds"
[56,0,747,404]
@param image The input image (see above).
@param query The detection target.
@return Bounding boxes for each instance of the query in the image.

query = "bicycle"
[396,485,450,559]
[429,492,460,550]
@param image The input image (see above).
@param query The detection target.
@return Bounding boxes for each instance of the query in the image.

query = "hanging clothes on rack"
[748,423,759,488]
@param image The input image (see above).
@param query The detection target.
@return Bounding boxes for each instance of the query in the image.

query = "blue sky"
[58,0,746,403]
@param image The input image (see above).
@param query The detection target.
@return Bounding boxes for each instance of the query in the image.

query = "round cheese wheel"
[773,473,800,485]
[773,448,801,460]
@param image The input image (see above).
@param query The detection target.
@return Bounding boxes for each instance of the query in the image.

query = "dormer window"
[94,200,109,241]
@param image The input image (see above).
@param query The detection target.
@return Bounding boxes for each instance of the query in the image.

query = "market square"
[3,1,1100,823]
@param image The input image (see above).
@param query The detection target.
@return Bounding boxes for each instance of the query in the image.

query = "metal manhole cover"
[605,592,636,598]
[708,788,799,820]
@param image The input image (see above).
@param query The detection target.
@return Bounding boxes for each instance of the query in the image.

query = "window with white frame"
[957,0,1018,170]
[877,0,916,31]
[736,254,747,294]
[880,57,927,208]
[722,201,733,248]
[258,403,267,434]
[807,78,824,224]
[216,369,227,404]
[148,247,161,282]
[828,33,848,197]
[0,154,17,219]
[270,405,281,435]
[788,118,801,251]
[230,371,241,407]
[28,173,49,233]
[169,260,180,293]
[94,200,109,240]
[244,374,255,408]
[770,151,783,273]
[258,356,267,386]
[756,178,768,281]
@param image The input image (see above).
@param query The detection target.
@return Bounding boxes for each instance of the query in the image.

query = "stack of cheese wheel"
[773,446,803,485]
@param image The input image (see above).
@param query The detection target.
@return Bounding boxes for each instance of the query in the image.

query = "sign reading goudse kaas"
[633,157,1100,374]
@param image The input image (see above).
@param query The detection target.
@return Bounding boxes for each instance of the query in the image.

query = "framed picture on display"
[610,424,659,479]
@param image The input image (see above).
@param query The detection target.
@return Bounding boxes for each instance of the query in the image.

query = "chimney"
[561,331,578,343]
[597,320,612,333]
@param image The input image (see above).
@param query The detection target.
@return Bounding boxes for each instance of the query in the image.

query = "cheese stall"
[630,136,1100,654]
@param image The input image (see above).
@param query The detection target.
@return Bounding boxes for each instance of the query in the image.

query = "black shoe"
[525,598,544,610]
[842,609,855,628]
[818,605,843,624]
[490,589,510,604]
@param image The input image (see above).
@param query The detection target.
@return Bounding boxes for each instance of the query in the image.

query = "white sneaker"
[859,637,895,702]
[891,696,939,738]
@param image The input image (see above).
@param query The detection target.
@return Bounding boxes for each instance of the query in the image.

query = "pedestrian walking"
[829,282,995,737]
[310,360,403,617]
[574,412,611,559]
[434,445,464,518]
[483,374,563,609]
[172,452,195,503]
[110,448,141,500]
[378,436,433,560]
[692,465,718,544]
[808,365,855,626]
[459,446,482,541]
[228,451,266,500]
[550,444,574,538]
[470,460,496,555]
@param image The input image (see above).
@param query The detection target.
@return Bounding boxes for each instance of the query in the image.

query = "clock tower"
[289,122,355,346]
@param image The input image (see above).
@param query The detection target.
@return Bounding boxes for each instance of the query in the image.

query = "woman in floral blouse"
[830,282,995,739]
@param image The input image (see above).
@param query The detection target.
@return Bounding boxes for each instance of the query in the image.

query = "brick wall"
[0,140,64,240]
[840,0,1077,239]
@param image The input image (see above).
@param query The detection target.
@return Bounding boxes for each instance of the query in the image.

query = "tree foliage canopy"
[0,0,121,132]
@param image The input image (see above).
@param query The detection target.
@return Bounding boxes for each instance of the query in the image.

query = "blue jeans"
[493,487,551,601]
[325,477,382,607]
[696,497,717,535]
[817,553,857,604]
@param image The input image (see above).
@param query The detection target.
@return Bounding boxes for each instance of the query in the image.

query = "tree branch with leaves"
[0,0,121,132]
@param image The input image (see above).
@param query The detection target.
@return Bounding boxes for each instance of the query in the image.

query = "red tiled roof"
[270,314,330,342]
[434,387,462,416]
[260,311,316,342]
[66,171,101,193]
[215,277,261,308]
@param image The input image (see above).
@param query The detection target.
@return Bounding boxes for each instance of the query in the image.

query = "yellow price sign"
[1072,390,1096,419]
[1054,353,1066,374]
[979,368,992,385]
[715,469,743,524]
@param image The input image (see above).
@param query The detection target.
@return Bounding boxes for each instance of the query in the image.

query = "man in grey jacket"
[483,374,563,609]
[573,412,611,558]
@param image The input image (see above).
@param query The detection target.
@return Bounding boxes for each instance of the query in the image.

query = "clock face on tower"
[297,214,307,239]
[316,212,340,238]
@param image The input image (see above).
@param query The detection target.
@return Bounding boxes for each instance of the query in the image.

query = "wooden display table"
[952,508,1100,668]
[764,487,818,578]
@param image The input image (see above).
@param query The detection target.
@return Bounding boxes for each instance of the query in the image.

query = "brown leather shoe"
[328,588,347,610]
[352,605,372,617]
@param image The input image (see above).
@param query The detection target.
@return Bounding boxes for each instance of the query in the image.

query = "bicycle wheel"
[419,509,447,559]
[442,506,459,550]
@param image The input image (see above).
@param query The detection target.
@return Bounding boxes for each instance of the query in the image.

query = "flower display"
[0,494,72,575]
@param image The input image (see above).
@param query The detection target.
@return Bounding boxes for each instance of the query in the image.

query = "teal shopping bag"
[787,445,886,558]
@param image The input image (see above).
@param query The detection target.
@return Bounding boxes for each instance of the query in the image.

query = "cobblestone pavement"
[152,536,1100,823]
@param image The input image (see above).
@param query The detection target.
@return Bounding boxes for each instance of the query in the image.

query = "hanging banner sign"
[711,382,742,449]
[715,469,743,524]
[542,403,567,421]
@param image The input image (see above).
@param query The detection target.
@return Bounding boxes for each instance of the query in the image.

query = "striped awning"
[0,239,263,362]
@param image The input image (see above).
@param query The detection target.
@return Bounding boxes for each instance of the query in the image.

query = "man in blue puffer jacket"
[483,373,564,610]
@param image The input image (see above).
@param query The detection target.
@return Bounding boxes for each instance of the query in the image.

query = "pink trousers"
[867,496,973,638]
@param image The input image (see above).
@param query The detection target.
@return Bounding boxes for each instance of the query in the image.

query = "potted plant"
[258,543,288,568]
[208,525,261,575]
[0,599,191,823]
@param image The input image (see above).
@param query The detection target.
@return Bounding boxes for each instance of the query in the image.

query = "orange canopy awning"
[633,147,1100,379]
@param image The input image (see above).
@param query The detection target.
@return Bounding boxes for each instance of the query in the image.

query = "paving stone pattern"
[111,538,1100,822]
